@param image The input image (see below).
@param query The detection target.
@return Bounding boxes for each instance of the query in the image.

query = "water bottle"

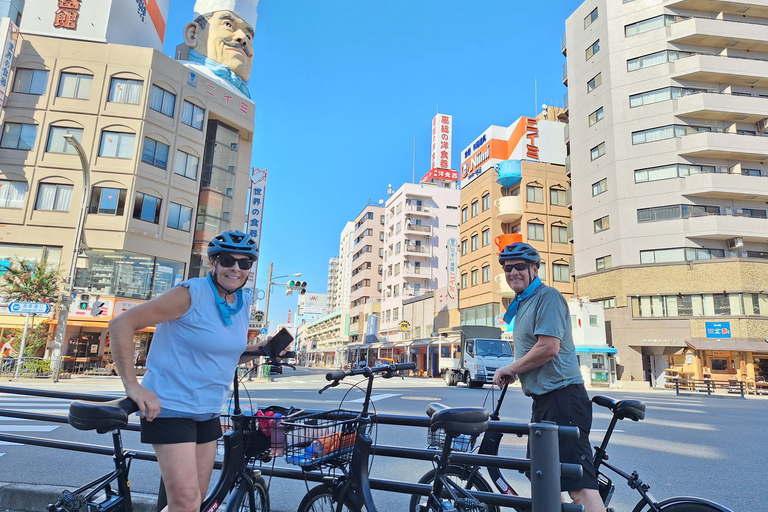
[271,413,285,456]
[309,439,324,456]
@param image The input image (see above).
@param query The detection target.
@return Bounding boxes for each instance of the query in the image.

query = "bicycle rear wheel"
[633,499,731,512]
[409,466,498,512]
[226,476,269,512]
[297,484,356,512]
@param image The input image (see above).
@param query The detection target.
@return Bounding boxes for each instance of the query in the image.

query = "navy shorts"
[140,416,222,445]
[529,383,599,492]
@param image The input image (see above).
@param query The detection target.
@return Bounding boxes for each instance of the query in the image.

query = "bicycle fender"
[633,496,734,512]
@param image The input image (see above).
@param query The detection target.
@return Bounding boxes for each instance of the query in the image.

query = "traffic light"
[78,294,90,310]
[285,280,307,296]
[91,295,106,317]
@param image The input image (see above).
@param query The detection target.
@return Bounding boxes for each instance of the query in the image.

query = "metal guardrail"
[0,357,54,378]
[0,386,584,512]
[670,377,754,398]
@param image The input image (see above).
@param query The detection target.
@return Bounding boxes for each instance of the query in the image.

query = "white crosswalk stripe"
[0,394,88,455]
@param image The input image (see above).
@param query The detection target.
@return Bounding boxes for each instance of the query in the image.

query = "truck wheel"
[444,371,456,386]
[468,380,484,389]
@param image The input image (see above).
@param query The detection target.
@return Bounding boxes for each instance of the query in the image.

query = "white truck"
[440,326,514,388]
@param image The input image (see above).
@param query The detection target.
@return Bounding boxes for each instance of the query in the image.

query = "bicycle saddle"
[428,404,489,436]
[69,397,139,433]
[592,395,646,422]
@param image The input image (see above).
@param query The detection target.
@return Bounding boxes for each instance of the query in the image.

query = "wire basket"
[244,406,292,459]
[427,428,477,453]
[282,409,361,470]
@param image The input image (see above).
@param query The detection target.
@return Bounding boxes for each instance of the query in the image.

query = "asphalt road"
[1,368,762,511]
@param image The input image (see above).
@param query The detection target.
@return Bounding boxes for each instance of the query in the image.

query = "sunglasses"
[218,254,254,270]
[503,263,530,273]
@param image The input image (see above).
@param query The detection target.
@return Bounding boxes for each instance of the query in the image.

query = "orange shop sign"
[53,0,81,30]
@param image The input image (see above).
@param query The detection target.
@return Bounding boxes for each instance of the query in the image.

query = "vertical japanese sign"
[0,18,19,111]
[430,113,452,171]
[246,168,267,292]
[53,0,82,30]
[446,238,458,299]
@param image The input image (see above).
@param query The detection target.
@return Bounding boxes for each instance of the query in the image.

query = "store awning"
[379,343,395,349]
[575,346,617,354]
[409,339,434,347]
[687,340,768,352]
[43,319,155,332]
[347,344,364,350]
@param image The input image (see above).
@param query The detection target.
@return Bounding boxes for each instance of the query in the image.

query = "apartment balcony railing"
[405,223,432,236]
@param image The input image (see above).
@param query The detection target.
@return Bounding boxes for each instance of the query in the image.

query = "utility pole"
[263,262,274,332]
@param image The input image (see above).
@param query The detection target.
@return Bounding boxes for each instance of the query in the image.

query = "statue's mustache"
[223,40,252,58]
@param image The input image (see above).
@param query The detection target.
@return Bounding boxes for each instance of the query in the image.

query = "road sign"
[8,302,51,315]
[260,328,268,335]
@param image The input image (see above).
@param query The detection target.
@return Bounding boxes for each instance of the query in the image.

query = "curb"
[0,482,156,512]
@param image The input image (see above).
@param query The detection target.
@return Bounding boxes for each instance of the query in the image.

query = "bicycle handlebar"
[326,362,416,382]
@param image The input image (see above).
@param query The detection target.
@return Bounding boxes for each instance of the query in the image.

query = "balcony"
[563,92,568,115]
[564,123,570,144]
[683,170,768,202]
[404,244,431,258]
[676,91,768,124]
[405,205,433,217]
[495,273,515,298]
[566,188,572,209]
[404,223,432,236]
[561,32,566,56]
[680,131,768,161]
[402,266,429,280]
[565,154,571,177]
[669,18,768,55]
[685,213,768,243]
[673,53,768,88]
[567,221,574,243]
[494,195,522,222]
[561,63,568,86]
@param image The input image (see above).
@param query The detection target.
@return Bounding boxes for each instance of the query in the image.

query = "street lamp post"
[261,262,301,334]
[50,134,91,382]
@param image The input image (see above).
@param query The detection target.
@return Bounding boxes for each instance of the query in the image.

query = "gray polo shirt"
[512,285,583,396]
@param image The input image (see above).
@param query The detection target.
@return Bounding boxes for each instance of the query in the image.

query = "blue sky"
[163,1,578,329]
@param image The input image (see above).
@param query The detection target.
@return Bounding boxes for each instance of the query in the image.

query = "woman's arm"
[108,286,191,420]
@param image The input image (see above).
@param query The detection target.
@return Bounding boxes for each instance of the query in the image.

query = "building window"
[461,239,468,255]
[629,86,707,108]
[174,150,199,180]
[108,78,143,104]
[590,142,605,161]
[0,123,37,150]
[589,315,599,327]
[526,185,543,204]
[625,14,684,37]
[58,72,92,99]
[592,178,607,196]
[149,85,176,117]
[638,204,721,223]
[587,72,602,92]
[461,273,468,289]
[594,216,610,233]
[167,202,193,231]
[45,126,83,154]
[634,163,724,183]
[539,262,547,281]
[588,107,604,126]
[550,188,567,206]
[394,263,400,276]
[0,180,28,209]
[141,138,170,169]
[584,7,598,29]
[181,101,205,130]
[585,39,600,60]
[596,255,612,271]
[482,193,490,211]
[12,69,49,95]
[471,234,479,251]
[482,228,490,247]
[461,207,468,223]
[627,50,692,72]
[99,131,135,158]
[471,200,479,217]
[133,192,162,224]
[89,187,126,215]
[527,222,544,241]
[395,242,401,255]
[552,225,568,243]
[640,247,724,264]
[35,183,73,211]
[482,265,491,283]
[553,263,570,282]
[471,269,479,286]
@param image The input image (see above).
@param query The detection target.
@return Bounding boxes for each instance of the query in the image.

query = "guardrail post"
[740,381,745,399]
[674,377,680,396]
[707,379,712,396]
[529,421,561,512]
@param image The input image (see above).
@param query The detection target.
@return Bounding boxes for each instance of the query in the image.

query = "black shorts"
[140,416,222,445]
[529,383,599,492]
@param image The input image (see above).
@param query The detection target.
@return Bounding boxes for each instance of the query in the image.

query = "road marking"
[0,425,60,432]
[348,393,400,403]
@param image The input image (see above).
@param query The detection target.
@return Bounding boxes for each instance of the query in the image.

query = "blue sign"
[8,302,51,315]
[365,313,379,344]
[260,328,268,335]
[705,322,731,338]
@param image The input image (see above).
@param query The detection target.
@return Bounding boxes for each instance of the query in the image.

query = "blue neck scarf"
[188,49,251,99]
[206,274,244,326]
[503,277,543,325]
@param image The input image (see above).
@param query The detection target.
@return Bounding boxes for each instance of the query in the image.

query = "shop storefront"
[574,346,617,387]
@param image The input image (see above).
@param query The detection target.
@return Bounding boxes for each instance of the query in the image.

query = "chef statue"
[181,0,259,99]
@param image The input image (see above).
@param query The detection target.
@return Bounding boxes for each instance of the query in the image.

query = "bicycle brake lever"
[319,380,340,394]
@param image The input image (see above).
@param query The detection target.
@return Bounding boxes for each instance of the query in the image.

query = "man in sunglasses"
[110,230,270,512]
[493,242,605,512]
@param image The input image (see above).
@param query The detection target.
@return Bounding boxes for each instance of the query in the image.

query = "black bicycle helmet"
[498,242,540,266]
[207,230,258,260]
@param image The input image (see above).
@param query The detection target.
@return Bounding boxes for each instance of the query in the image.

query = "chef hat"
[194,0,259,29]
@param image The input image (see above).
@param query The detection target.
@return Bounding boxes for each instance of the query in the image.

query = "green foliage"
[0,258,63,304]
[4,322,52,356]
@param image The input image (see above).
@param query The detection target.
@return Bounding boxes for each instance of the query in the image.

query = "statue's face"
[194,11,254,81]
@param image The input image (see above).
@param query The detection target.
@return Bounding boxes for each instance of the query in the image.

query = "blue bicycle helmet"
[207,230,258,260]
[498,242,540,267]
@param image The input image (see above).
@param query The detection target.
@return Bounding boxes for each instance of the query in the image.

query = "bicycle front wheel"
[409,465,499,512]
[633,498,731,512]
[297,484,356,512]
[226,476,269,512]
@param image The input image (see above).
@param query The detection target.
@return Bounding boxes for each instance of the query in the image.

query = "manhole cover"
[400,396,441,401]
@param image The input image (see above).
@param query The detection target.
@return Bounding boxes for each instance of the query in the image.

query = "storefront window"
[152,258,186,298]
[75,250,185,299]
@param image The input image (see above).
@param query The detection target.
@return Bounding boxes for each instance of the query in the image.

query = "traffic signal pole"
[262,262,274,333]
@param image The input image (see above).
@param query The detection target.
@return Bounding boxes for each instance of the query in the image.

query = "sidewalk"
[0,482,156,512]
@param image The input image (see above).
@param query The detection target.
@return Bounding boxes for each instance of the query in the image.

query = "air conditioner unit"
[727,237,744,250]
[758,118,768,133]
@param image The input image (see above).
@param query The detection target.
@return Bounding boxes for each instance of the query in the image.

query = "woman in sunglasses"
[109,230,261,512]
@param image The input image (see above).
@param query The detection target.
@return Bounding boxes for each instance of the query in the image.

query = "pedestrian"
[1,338,18,373]
[493,243,605,512]
[110,230,278,512]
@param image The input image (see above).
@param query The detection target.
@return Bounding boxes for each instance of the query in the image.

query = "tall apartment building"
[564,0,768,386]
[348,205,385,345]
[326,256,339,309]
[379,179,460,342]
[458,113,573,331]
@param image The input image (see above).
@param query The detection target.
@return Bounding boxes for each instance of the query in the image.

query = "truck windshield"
[475,339,513,357]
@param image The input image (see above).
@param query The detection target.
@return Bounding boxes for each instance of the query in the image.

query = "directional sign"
[260,328,268,335]
[8,302,51,315]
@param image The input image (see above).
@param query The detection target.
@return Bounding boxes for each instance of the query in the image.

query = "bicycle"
[49,357,296,512]
[410,386,735,512]
[290,361,416,512]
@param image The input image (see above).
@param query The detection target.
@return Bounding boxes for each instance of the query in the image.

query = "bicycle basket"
[282,409,362,470]
[427,428,477,453]
[243,405,293,460]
